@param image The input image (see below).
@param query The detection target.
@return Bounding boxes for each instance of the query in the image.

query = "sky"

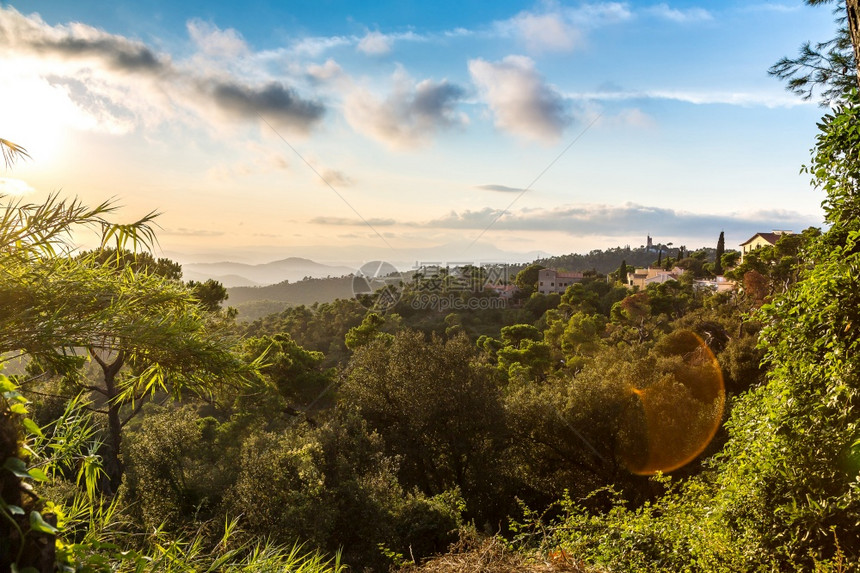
[0,1,841,266]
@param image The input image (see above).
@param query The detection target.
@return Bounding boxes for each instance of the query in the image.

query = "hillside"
[227,275,354,308]
[535,245,720,274]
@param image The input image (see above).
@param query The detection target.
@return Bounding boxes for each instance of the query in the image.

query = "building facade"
[739,230,792,263]
[538,268,584,294]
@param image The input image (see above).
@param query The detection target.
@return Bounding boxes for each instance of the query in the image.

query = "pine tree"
[715,231,725,275]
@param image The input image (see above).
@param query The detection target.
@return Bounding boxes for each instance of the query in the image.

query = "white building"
[538,268,584,294]
[694,276,737,293]
[626,267,683,289]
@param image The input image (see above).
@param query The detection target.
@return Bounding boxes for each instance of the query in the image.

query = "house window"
[539,281,544,286]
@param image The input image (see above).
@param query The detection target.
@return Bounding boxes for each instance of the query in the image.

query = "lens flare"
[621,330,725,475]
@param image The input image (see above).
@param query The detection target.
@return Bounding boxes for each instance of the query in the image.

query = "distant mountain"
[167,242,550,272]
[183,257,355,287]
[182,273,262,288]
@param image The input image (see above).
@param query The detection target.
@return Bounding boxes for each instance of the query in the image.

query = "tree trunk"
[105,396,124,494]
[95,351,126,494]
[848,0,860,87]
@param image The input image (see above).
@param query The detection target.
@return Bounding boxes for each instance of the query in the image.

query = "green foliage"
[343,331,509,522]
[228,276,355,307]
[242,298,367,365]
[536,245,706,275]
[241,333,332,405]
[80,247,183,281]
[727,228,821,299]
[121,406,226,530]
[344,312,393,350]
[4,378,347,573]
[226,409,461,570]
[543,311,606,372]
[188,278,229,312]
[720,250,740,270]
[0,194,252,493]
[513,264,545,296]
[714,232,725,275]
[527,78,860,573]
[615,259,629,284]
[769,1,855,105]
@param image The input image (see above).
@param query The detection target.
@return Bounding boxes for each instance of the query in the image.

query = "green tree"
[610,292,653,344]
[81,248,182,280]
[345,312,393,350]
[702,93,860,566]
[241,333,332,407]
[616,259,629,285]
[714,231,725,275]
[227,410,461,570]
[720,250,740,270]
[769,0,858,105]
[188,278,229,312]
[513,263,545,296]
[342,331,508,521]
[1,195,250,493]
[494,324,552,382]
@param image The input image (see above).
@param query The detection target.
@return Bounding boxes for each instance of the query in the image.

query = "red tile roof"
[739,232,783,246]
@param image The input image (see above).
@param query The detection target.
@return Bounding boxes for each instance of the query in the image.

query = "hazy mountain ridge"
[182,257,355,287]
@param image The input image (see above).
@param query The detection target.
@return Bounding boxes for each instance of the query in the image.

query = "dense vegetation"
[0,190,796,570]
[4,3,860,570]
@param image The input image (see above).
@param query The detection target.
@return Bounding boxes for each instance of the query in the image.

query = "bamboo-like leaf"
[0,138,31,169]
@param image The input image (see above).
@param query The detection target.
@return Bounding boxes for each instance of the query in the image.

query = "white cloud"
[476,184,526,193]
[0,7,325,135]
[310,216,396,226]
[344,69,467,149]
[288,35,351,57]
[306,58,344,81]
[0,177,35,196]
[601,108,657,128]
[162,227,225,237]
[318,168,353,187]
[357,31,392,55]
[305,202,820,245]
[468,55,571,143]
[496,3,632,54]
[414,203,819,239]
[647,3,712,23]
[509,11,582,53]
[572,2,634,25]
[564,88,810,108]
[739,3,802,13]
[187,19,249,59]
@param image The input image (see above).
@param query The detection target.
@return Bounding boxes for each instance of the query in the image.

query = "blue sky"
[0,1,840,265]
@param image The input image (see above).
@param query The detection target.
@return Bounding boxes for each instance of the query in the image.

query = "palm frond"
[0,138,31,169]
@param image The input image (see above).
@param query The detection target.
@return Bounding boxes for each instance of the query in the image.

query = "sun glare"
[1,69,79,166]
[621,331,726,475]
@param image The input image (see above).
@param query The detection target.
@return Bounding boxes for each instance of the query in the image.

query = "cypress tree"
[715,231,725,275]
[618,259,628,284]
